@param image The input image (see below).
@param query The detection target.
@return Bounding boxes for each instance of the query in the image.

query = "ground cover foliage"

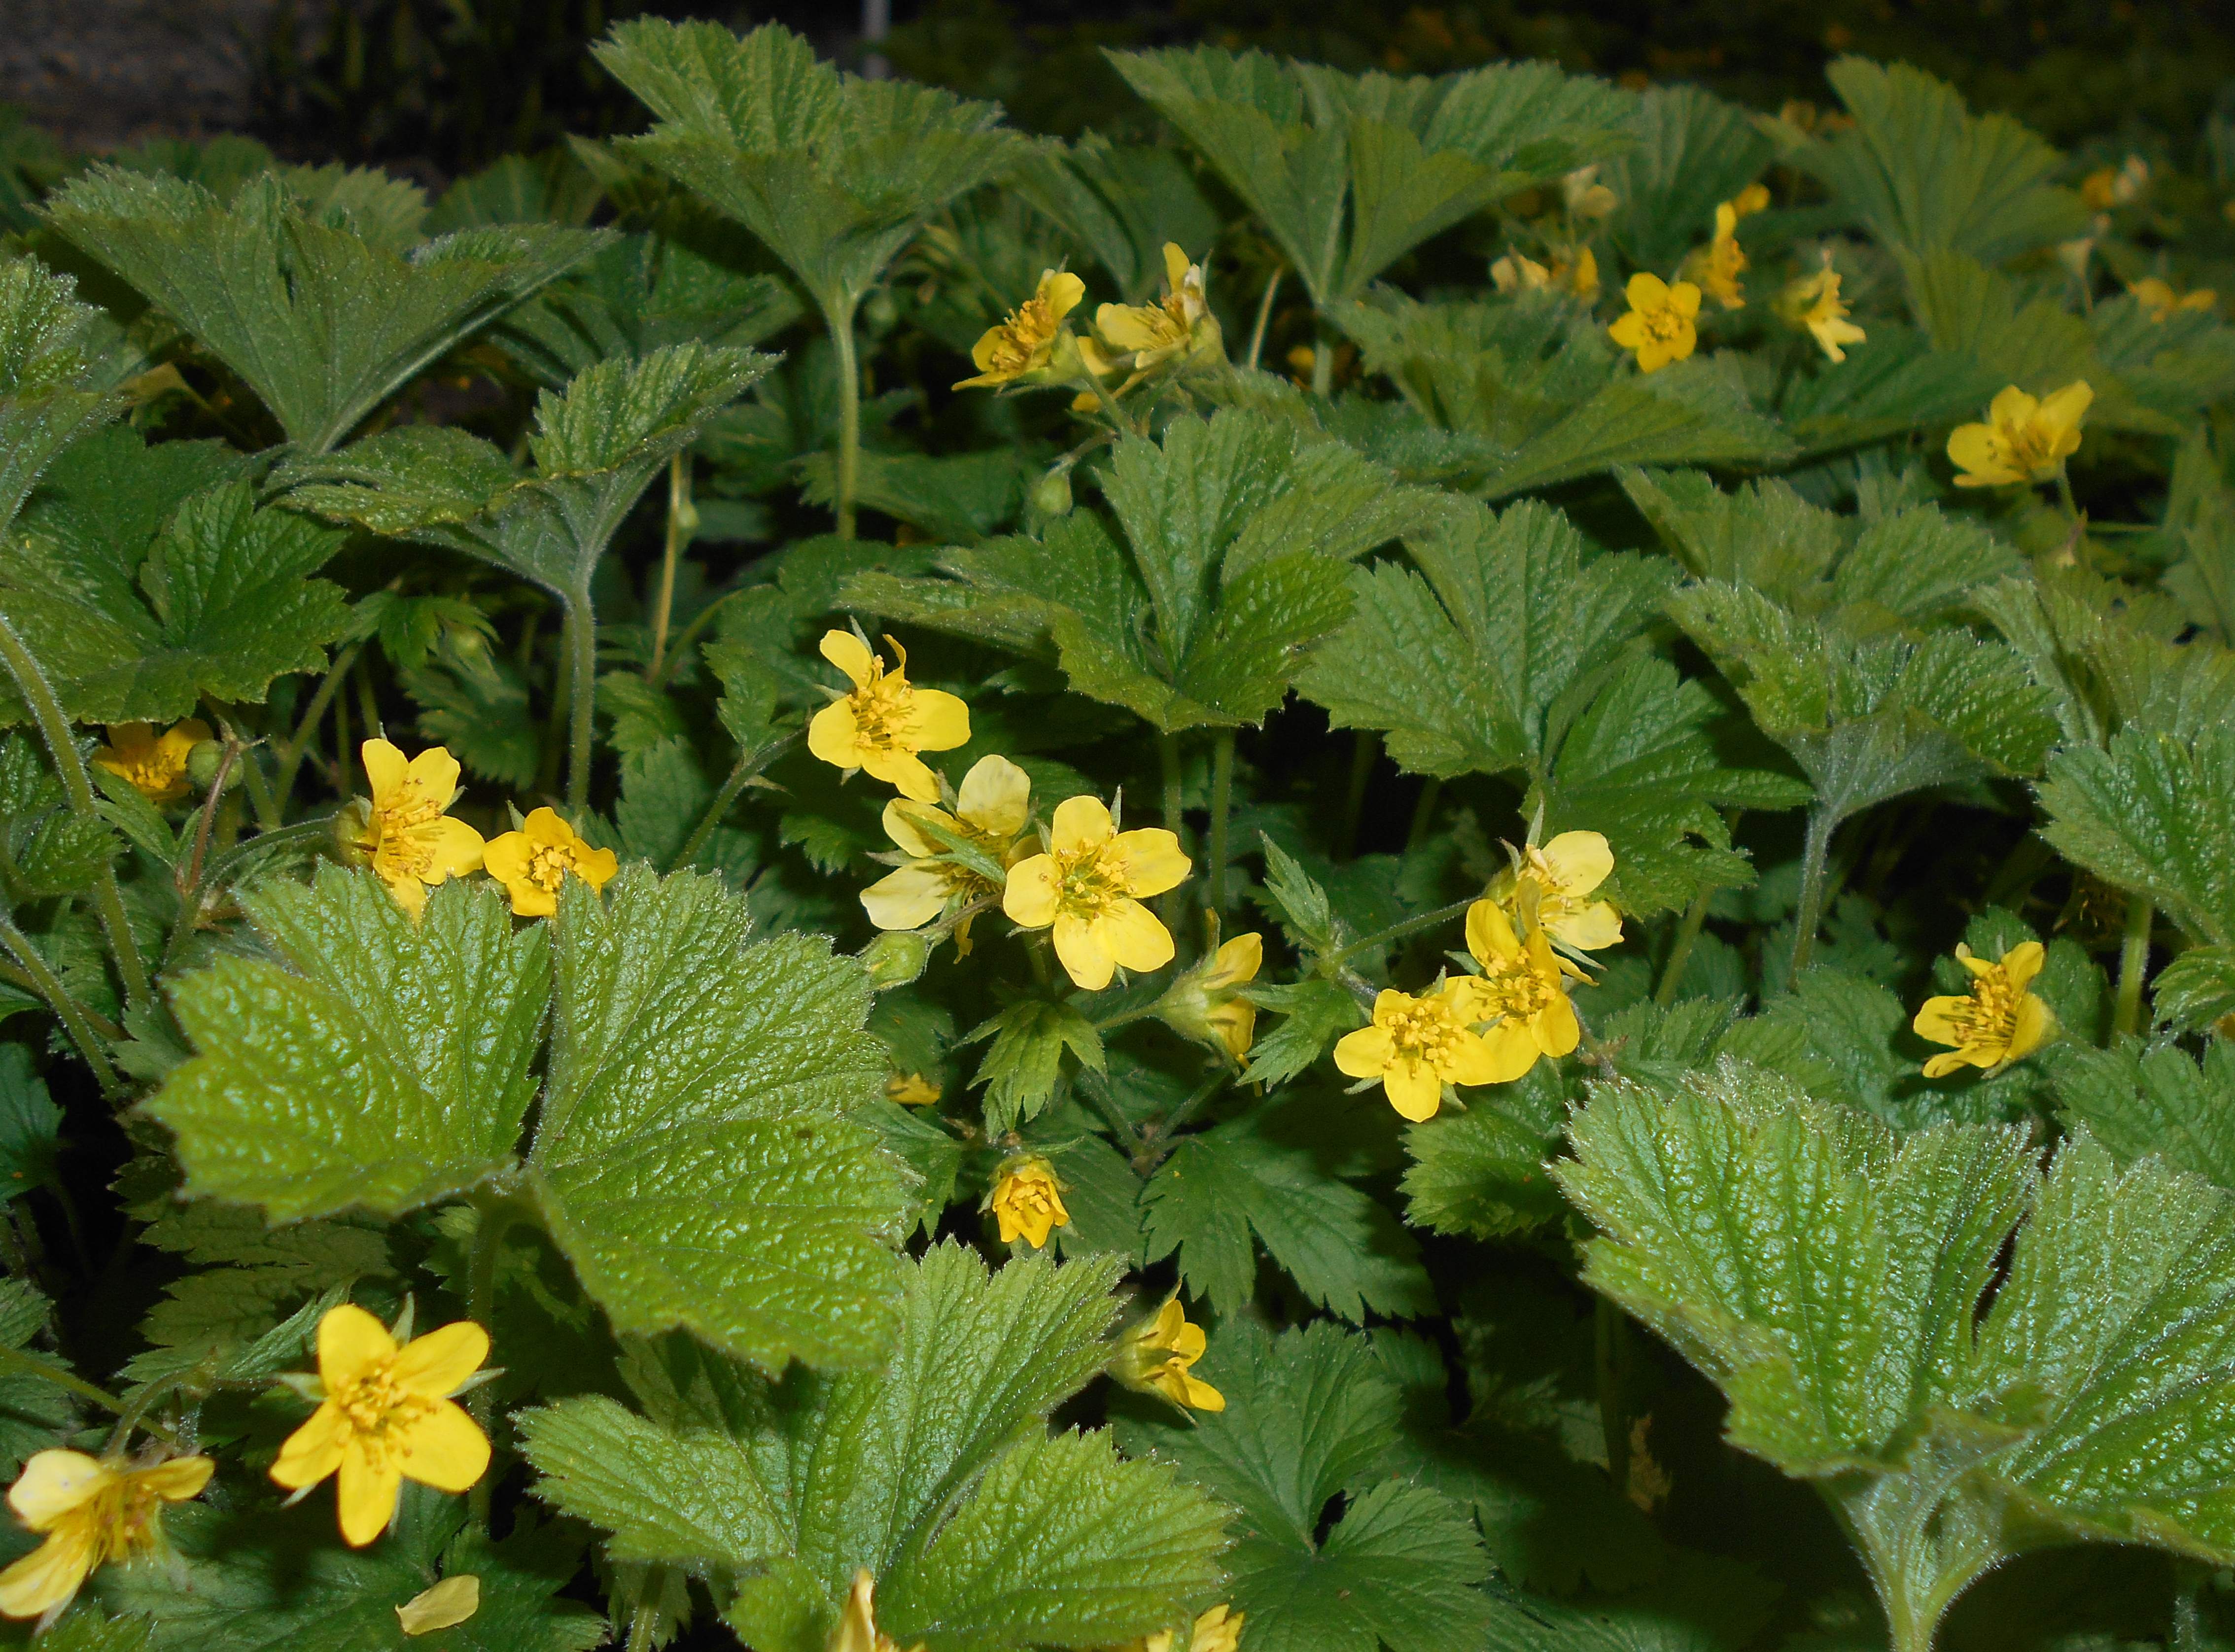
[2,19,2235,1652]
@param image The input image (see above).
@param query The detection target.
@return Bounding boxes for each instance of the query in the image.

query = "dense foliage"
[2,15,2235,1652]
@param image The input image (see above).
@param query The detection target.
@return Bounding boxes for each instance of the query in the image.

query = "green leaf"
[527,866,908,1370]
[1256,836,1338,956]
[2152,946,2235,1034]
[1476,1552,1780,1652]
[0,428,348,723]
[150,869,551,1222]
[1117,1318,1492,1652]
[1600,86,1777,273]
[0,1276,75,1479]
[800,449,1027,546]
[0,255,118,538]
[2038,726,2235,945]
[965,999,1105,1136]
[2053,1036,2235,1190]
[47,168,603,452]
[1400,1062,1568,1239]
[1143,1121,1433,1322]
[1012,137,1222,303]
[521,1244,1227,1651]
[1805,57,2087,264]
[0,1043,59,1201]
[1241,978,1364,1089]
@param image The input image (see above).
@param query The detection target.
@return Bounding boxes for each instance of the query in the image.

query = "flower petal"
[1098,898,1176,974]
[1625,271,1670,310]
[1181,1371,1226,1412]
[390,1320,490,1399]
[271,1400,349,1490]
[1042,270,1086,319]
[1533,991,1581,1058]
[337,1439,405,1547]
[1381,1060,1443,1122]
[6,1450,109,1527]
[908,688,972,753]
[1002,854,1061,927]
[1912,995,1969,1045]
[1987,385,2039,427]
[1112,828,1189,897]
[1552,901,1625,952]
[2036,380,2094,434]
[2008,993,2054,1063]
[1213,931,1262,986]
[1478,1019,1544,1083]
[139,1456,216,1503]
[317,1303,398,1388]
[398,1574,482,1636]
[2000,941,2047,991]
[956,756,1032,837]
[413,817,486,882]
[402,745,463,807]
[860,748,941,802]
[361,738,409,806]
[820,630,876,687]
[1466,898,1522,966]
[0,1527,97,1620]
[862,863,953,931]
[1540,831,1613,896]
[807,699,863,770]
[882,801,948,859]
[1333,1025,1394,1079]
[1050,795,1114,855]
[1052,913,1117,991]
[399,1399,492,1493]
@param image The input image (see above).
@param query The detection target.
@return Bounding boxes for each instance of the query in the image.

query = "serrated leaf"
[0,1043,59,1201]
[1241,978,1363,1088]
[1012,137,1221,302]
[522,1245,1226,1651]
[0,255,119,538]
[2053,1036,2235,1189]
[2152,946,2235,1034]
[47,168,603,452]
[1600,86,1777,272]
[150,869,551,1221]
[965,1000,1105,1136]
[1143,1122,1432,1322]
[1400,1066,1568,1240]
[0,1275,75,1478]
[800,449,1027,547]
[2038,726,2235,945]
[1255,836,1337,957]
[527,866,908,1370]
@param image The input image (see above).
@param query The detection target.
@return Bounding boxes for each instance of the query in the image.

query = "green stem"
[831,299,862,541]
[647,453,691,681]
[464,1197,520,1522]
[0,959,122,1038]
[1329,896,1475,968]
[1596,1296,1630,1501]
[0,916,119,1096]
[1136,1070,1227,1173]
[2113,893,2153,1039]
[671,731,802,871]
[1246,265,1283,373]
[0,614,151,1009]
[0,1339,174,1441]
[1655,889,1712,1006]
[537,609,572,799]
[626,1596,661,1652]
[1075,1068,1142,1154]
[1157,734,1187,931]
[1788,806,1837,987]
[1207,729,1234,918]
[1311,323,1333,398]
[566,585,597,812]
[647,589,743,690]
[1404,777,1441,855]
[177,736,242,897]
[1337,731,1376,861]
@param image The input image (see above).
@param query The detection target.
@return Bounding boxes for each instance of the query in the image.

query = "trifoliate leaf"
[1143,1121,1433,1322]
[47,168,602,452]
[1118,1318,1493,1652]
[2038,725,2235,945]
[528,866,908,1371]
[0,255,119,537]
[965,999,1105,1136]
[522,1245,1227,1652]
[151,869,552,1221]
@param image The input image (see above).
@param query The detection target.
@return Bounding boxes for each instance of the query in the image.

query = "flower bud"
[858,928,930,989]
[183,739,229,790]
[1152,932,1262,1062]
[1113,1294,1225,1411]
[987,1155,1068,1249]
[1029,469,1074,518]
[331,797,377,869]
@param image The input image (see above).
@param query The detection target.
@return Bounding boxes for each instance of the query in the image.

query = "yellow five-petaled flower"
[1450,899,1583,1085]
[954,269,1086,390]
[989,1155,1069,1249]
[1487,831,1623,954]
[1095,242,1218,375]
[484,807,619,917]
[860,754,1032,949]
[345,740,486,917]
[1947,382,2093,488]
[1778,265,1868,363]
[91,718,211,805]
[1334,981,1501,1122]
[1115,1295,1226,1413]
[1002,795,1189,991]
[0,1449,213,1624]
[1913,941,2054,1078]
[807,631,971,804]
[1608,273,1702,374]
[271,1304,492,1547]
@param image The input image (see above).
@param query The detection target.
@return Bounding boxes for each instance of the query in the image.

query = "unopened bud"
[332,797,376,868]
[858,928,930,989]
[184,740,229,789]
[1029,470,1074,518]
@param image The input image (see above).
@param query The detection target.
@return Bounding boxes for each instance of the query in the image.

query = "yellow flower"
[2080,156,2147,213]
[1001,795,1189,991]
[1728,182,1771,218]
[954,269,1086,389]
[1777,266,1868,363]
[1486,831,1623,953]
[345,740,486,917]
[831,1569,925,1652]
[1095,242,1218,375]
[483,807,618,918]
[1493,246,1597,301]
[1492,252,1549,294]
[1555,244,1601,301]
[0,1450,213,1623]
[989,1155,1069,1249]
[886,1072,942,1107]
[1123,1605,1249,1652]
[1947,382,2093,488]
[1682,199,1750,309]
[90,719,211,805]
[1334,982,1501,1122]
[1115,1295,1225,1412]
[806,631,972,804]
[1449,899,1583,1084]
[270,1303,491,1547]
[1913,941,2054,1078]
[397,1575,481,1635]
[1607,273,1701,373]
[860,754,1032,945]
[2130,277,2218,322]
[1561,166,1617,220]
[1154,931,1262,1061]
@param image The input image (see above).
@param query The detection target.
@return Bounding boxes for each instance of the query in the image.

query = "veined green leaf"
[0,255,118,538]
[2038,725,2235,945]
[2054,1035,2235,1189]
[1600,86,1777,273]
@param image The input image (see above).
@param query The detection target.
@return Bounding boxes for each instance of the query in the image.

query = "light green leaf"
[2152,946,2235,1035]
[0,255,119,537]
[2037,726,2235,945]
[2053,1036,2235,1189]
[149,869,551,1222]
[966,999,1106,1136]
[1600,86,1777,272]
[800,449,1027,547]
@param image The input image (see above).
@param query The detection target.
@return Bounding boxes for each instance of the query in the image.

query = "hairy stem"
[0,915,119,1096]
[831,299,862,541]
[1788,806,1837,986]
[1337,731,1376,861]
[178,736,242,897]
[648,588,743,690]
[566,584,597,812]
[1655,889,1713,1006]
[1330,896,1475,968]
[464,1197,520,1521]
[0,614,152,1009]
[647,452,692,681]
[1208,728,1234,918]
[0,1336,174,1441]
[2114,893,2154,1039]
[672,730,802,872]
[1245,265,1283,372]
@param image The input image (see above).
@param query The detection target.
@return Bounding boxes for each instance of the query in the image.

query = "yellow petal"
[882,800,946,859]
[398,1574,482,1636]
[1466,898,1522,966]
[138,1455,216,1503]
[0,1526,98,1620]
[390,1320,490,1400]
[483,830,533,891]
[956,755,1032,837]
[573,844,619,890]
[1053,912,1118,991]
[2035,380,2094,436]
[1333,1024,1394,1079]
[1002,854,1062,928]
[1042,270,1086,320]
[317,1303,398,1388]
[1112,827,1190,897]
[1533,991,1581,1057]
[1911,995,1969,1046]
[2000,941,2047,991]
[271,1399,349,1490]
[337,1438,405,1547]
[1162,241,1191,293]
[1921,1050,1976,1079]
[859,747,941,802]
[807,699,864,770]
[1181,1370,1226,1412]
[412,816,487,882]
[1607,310,1650,350]
[361,738,409,806]
[1097,898,1176,974]
[1552,901,1625,952]
[908,688,972,753]
[1441,1026,1504,1088]
[7,1450,109,1528]
[1987,385,2039,428]
[398,1399,491,1492]
[402,745,463,809]
[820,630,876,687]
[1381,1059,1444,1122]
[1050,794,1115,855]
[1946,424,2015,483]
[2007,993,2053,1063]
[863,863,954,930]
[1478,1019,1545,1083]
[1097,303,1168,352]
[1668,280,1703,319]
[1625,272,1671,311]
[1539,831,1613,896]
[1213,931,1262,986]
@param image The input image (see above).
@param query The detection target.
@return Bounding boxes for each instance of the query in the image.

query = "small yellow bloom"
[1497,247,1598,300]
[1913,941,2054,1078]
[1777,265,1868,363]
[1095,242,1217,375]
[832,1569,925,1652]
[1122,1604,1248,1652]
[1682,199,1751,309]
[860,754,1031,944]
[2130,277,2218,322]
[398,1574,481,1635]
[989,1155,1069,1249]
[954,269,1086,389]
[482,806,618,918]
[1486,831,1622,953]
[90,719,211,805]
[807,631,971,804]
[0,1450,213,1623]
[1607,273,1701,373]
[270,1303,491,1547]
[1450,899,1583,1085]
[1728,182,1771,218]
[1947,382,2093,488]
[1492,251,1549,294]
[1115,1295,1226,1412]
[886,1072,942,1107]
[1561,166,1617,220]
[1334,982,1502,1122]
[1002,795,1189,991]
[344,740,486,917]
[2080,155,2148,212]
[1154,931,1262,1061]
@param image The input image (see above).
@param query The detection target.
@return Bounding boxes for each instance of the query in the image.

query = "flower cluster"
[956,243,1224,409]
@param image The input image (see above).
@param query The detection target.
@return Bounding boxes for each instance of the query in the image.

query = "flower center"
[1947,971,2019,1046]
[1997,419,2057,471]
[1385,997,1468,1072]
[984,296,1060,374]
[77,1479,171,1566]
[1474,954,1557,1023]
[1052,844,1129,919]
[334,1365,437,1471]
[526,840,575,894]
[1638,303,1689,344]
[847,666,919,753]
